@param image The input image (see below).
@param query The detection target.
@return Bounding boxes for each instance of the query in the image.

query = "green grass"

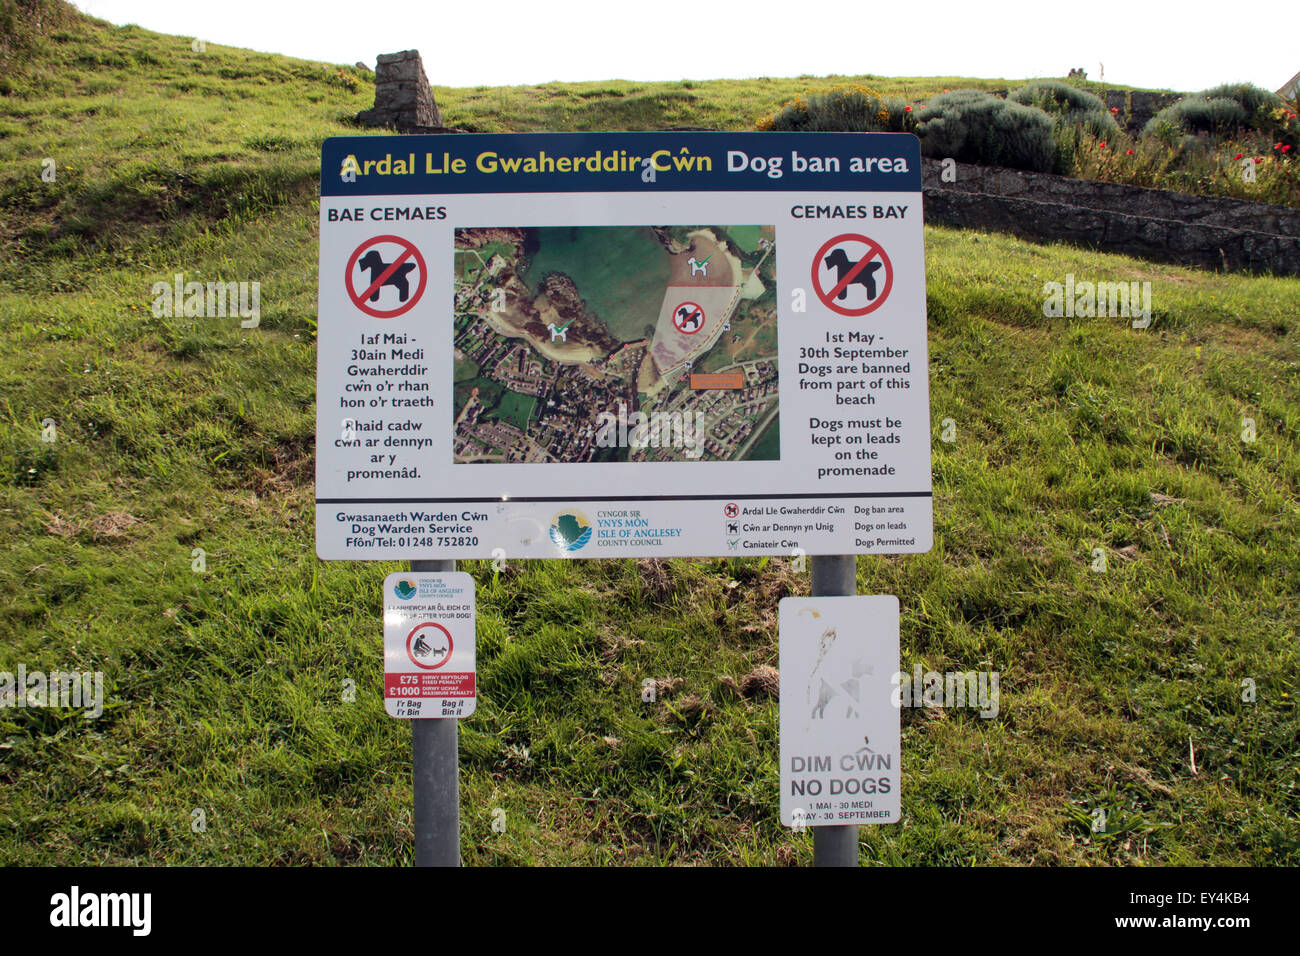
[437,76,1030,136]
[749,415,781,461]
[453,355,479,383]
[1,7,1298,866]
[723,225,761,253]
[488,390,535,433]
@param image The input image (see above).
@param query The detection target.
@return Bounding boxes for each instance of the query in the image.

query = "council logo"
[549,511,592,552]
[393,578,417,600]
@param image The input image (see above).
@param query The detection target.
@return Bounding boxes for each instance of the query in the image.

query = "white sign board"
[383,571,476,718]
[317,132,932,559]
[779,595,900,827]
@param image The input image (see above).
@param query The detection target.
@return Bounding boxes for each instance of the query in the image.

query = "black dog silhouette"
[823,249,883,301]
[676,305,703,332]
[357,249,418,303]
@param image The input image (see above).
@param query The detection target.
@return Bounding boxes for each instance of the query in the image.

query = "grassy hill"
[0,9,1297,865]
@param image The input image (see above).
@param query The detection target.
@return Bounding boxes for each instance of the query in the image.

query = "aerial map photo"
[453,225,778,464]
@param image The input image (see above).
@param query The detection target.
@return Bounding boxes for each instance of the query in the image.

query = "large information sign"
[316,132,932,559]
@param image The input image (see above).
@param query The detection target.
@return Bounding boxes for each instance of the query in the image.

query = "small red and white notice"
[383,571,476,718]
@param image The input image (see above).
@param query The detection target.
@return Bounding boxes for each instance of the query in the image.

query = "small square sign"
[779,595,900,827]
[383,571,476,718]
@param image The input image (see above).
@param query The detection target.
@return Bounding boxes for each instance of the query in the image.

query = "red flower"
[1234,152,1243,160]
[1275,142,1284,150]
[1254,157,1263,163]
[904,105,912,112]
[1099,141,1107,149]
[1126,149,1134,155]
[1110,107,1119,114]
[1285,145,1293,153]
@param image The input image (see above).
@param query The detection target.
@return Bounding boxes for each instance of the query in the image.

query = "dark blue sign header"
[321,131,921,196]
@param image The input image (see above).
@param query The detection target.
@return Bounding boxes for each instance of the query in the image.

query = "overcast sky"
[74,0,1293,94]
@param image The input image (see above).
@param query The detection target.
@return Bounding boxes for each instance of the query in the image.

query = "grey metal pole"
[810,554,860,868]
[410,558,459,867]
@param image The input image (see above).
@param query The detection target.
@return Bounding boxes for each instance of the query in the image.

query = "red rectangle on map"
[690,372,744,390]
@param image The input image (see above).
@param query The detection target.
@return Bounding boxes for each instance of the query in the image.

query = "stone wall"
[1102,91,1183,134]
[922,158,1300,276]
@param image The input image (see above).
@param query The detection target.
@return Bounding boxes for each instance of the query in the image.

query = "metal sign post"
[409,559,459,867]
[810,554,860,868]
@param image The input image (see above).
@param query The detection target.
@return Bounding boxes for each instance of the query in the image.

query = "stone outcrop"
[356,50,443,131]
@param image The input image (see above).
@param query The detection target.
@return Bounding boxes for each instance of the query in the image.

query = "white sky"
[73,0,1293,94]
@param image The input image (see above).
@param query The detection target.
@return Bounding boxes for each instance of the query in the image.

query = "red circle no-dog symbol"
[672,301,706,335]
[406,622,453,670]
[346,235,428,318]
[811,234,893,317]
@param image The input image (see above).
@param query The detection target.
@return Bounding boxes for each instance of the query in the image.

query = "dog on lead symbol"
[357,249,418,303]
[412,633,446,660]
[823,248,884,301]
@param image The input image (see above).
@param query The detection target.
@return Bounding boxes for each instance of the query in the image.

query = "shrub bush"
[914,89,1057,172]
[1068,132,1300,207]
[1009,80,1120,140]
[757,85,916,133]
[1075,109,1121,139]
[1008,80,1106,116]
[1143,84,1291,143]
[1201,82,1284,120]
[1145,96,1248,139]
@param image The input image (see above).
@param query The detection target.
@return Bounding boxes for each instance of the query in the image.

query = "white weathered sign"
[779,595,900,827]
